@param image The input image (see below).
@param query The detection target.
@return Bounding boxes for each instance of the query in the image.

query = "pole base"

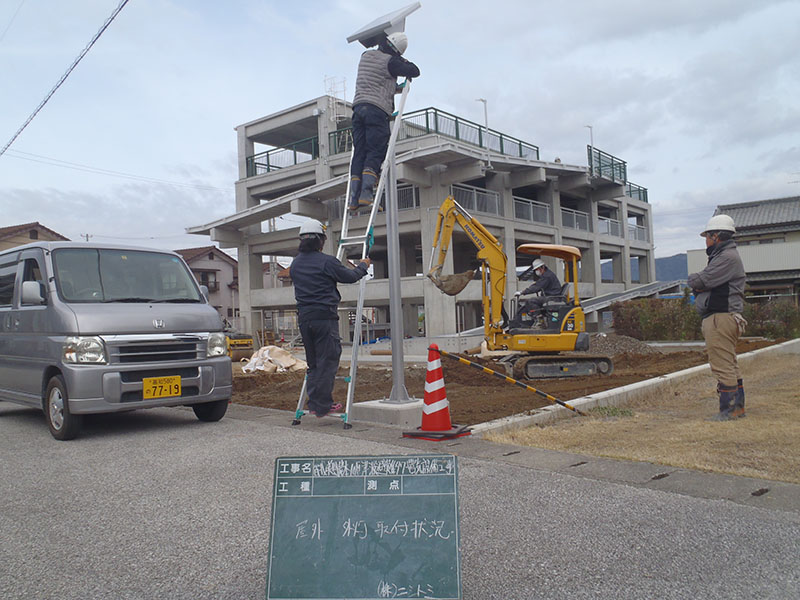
[402,424,472,442]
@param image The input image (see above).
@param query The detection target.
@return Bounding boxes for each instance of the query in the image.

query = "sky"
[1,0,799,259]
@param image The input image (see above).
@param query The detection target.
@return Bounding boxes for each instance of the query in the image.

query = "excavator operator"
[510,258,562,328]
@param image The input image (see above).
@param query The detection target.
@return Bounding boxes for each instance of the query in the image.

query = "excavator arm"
[427,196,508,338]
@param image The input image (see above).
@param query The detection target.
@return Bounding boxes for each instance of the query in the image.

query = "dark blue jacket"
[290,251,369,322]
[522,267,562,297]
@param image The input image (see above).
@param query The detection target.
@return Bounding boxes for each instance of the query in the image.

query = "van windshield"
[52,248,203,304]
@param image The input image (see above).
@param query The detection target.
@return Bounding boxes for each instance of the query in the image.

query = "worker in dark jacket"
[289,220,371,417]
[510,259,562,328]
[348,31,420,212]
[688,214,747,420]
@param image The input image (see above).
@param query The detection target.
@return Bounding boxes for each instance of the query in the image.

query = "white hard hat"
[701,214,735,237]
[532,258,545,270]
[299,219,326,238]
[386,32,408,55]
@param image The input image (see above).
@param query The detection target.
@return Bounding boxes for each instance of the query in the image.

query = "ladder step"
[339,235,369,246]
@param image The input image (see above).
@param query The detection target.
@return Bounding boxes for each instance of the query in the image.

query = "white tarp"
[240,345,307,374]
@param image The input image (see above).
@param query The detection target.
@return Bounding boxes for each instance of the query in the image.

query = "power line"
[6,149,231,193]
[0,0,130,158]
[0,0,26,44]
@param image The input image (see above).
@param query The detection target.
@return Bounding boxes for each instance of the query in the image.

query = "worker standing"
[688,214,747,421]
[348,32,420,212]
[289,220,371,416]
[510,259,562,328]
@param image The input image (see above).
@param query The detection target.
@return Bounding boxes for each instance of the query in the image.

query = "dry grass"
[487,352,800,484]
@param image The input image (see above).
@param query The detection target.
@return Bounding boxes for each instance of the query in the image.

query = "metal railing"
[451,183,503,217]
[628,223,648,242]
[561,207,590,231]
[328,184,419,220]
[588,146,627,182]
[245,136,319,177]
[513,196,551,225]
[326,107,540,161]
[625,181,648,203]
[598,216,622,237]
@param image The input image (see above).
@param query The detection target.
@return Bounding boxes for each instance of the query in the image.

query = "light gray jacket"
[688,239,745,319]
[353,50,396,116]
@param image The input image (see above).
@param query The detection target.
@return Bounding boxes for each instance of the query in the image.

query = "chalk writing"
[377,580,436,598]
[313,456,454,478]
[294,519,323,540]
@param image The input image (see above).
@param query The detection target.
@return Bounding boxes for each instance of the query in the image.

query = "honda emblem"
[153,319,165,329]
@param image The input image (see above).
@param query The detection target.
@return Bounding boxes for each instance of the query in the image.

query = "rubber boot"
[731,378,746,418]
[358,169,378,208]
[347,176,362,211]
[708,385,737,421]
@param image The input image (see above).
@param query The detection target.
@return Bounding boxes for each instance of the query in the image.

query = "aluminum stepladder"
[292,79,413,429]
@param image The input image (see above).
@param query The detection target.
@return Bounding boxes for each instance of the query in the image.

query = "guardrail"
[513,196,551,225]
[451,183,503,216]
[588,146,627,182]
[246,136,319,177]
[561,207,590,231]
[598,216,622,237]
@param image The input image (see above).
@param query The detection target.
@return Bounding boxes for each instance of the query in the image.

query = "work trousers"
[701,312,742,388]
[299,318,342,413]
[351,103,390,178]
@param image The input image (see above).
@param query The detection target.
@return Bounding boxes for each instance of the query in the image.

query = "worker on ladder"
[289,220,371,417]
[348,31,420,212]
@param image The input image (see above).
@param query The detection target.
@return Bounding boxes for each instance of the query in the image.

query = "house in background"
[0,222,69,251]
[174,246,239,323]
[687,196,800,304]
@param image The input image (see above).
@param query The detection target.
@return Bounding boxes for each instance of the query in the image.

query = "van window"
[21,258,46,305]
[0,263,16,306]
[52,248,202,303]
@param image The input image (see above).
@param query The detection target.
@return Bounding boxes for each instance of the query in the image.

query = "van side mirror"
[21,280,46,305]
[199,284,209,300]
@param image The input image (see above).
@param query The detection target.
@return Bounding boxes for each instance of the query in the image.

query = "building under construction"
[188,95,655,341]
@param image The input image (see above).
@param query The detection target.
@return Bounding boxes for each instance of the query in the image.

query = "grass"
[487,352,800,484]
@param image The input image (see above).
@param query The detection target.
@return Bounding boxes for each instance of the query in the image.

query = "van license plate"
[142,376,181,399]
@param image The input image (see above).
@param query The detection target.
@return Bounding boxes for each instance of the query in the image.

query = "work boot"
[358,169,378,208]
[731,378,746,418]
[347,176,362,211]
[707,385,737,421]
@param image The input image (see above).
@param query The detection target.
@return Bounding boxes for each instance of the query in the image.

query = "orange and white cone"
[403,344,471,441]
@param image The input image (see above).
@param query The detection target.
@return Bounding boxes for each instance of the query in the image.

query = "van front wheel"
[45,375,83,441]
[192,399,229,422]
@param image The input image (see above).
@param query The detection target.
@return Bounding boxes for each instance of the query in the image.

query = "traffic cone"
[403,344,471,441]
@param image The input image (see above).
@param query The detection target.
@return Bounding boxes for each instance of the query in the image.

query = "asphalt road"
[1,402,798,600]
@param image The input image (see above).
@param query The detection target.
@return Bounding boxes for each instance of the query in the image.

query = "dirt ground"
[232,335,776,426]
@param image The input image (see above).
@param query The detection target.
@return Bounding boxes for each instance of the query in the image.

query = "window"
[30,230,39,240]
[21,258,45,305]
[0,263,16,305]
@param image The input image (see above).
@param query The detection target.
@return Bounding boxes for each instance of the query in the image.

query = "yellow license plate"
[142,375,181,399]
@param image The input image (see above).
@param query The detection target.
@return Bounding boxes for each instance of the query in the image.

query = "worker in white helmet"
[509,258,563,329]
[348,31,420,212]
[688,214,747,420]
[289,220,371,417]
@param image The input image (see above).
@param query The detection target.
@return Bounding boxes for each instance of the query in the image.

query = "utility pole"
[80,233,92,242]
[476,98,492,169]
[585,124,594,176]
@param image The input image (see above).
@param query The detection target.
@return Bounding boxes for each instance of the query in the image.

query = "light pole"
[585,124,594,176]
[476,98,492,169]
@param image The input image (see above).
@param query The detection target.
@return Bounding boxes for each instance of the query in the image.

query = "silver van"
[0,242,232,440]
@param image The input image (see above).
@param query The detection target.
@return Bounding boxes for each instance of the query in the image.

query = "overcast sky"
[1,0,798,259]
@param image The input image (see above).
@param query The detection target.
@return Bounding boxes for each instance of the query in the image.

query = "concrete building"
[687,196,800,304]
[189,96,655,339]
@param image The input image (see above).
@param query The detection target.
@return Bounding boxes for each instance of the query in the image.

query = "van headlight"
[207,332,227,357]
[63,336,107,364]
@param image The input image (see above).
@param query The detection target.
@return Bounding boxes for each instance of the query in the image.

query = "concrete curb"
[472,337,800,436]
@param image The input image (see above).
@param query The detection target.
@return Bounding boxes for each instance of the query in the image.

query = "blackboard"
[266,454,462,599]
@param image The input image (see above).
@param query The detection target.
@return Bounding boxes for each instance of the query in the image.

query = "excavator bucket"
[427,269,476,296]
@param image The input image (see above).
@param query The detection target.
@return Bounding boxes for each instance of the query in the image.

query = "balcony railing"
[588,146,627,182]
[513,196,551,225]
[246,136,319,177]
[561,207,590,231]
[328,184,420,220]
[625,181,648,203]
[598,216,622,237]
[628,223,648,242]
[451,183,503,217]
[327,107,540,161]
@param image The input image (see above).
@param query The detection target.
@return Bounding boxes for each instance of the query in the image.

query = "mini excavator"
[427,196,613,379]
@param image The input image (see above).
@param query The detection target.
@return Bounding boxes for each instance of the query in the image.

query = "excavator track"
[511,354,613,380]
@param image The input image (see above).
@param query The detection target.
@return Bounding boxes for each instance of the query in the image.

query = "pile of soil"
[232,335,776,426]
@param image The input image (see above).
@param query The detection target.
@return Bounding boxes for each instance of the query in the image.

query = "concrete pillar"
[236,126,254,180]
[548,180,563,243]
